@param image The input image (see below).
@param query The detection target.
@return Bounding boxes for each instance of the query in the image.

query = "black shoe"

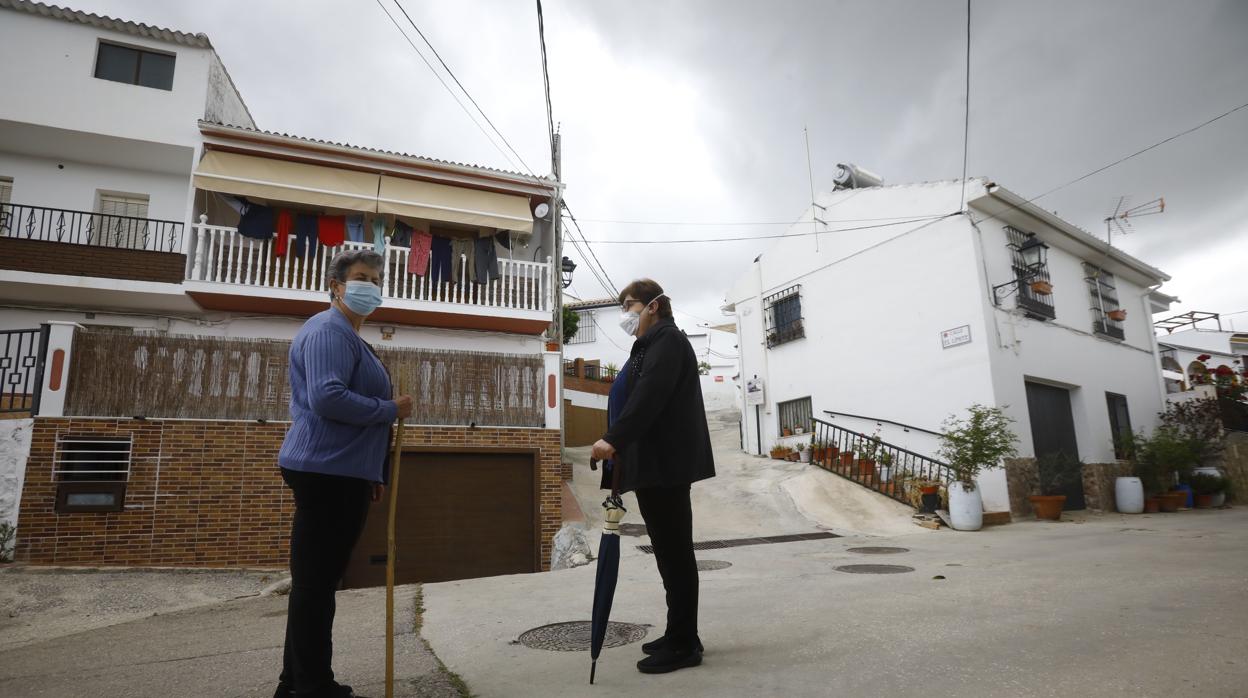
[637,647,703,674]
[642,635,704,656]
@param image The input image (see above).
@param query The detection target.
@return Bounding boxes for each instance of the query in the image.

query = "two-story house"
[723,175,1176,518]
[0,1,566,584]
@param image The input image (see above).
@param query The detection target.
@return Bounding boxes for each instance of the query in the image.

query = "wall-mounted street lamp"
[560,256,577,289]
[992,233,1050,305]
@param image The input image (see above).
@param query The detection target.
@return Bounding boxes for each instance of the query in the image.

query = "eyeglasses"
[621,299,642,311]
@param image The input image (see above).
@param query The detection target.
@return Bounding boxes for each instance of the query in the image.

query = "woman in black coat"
[592,279,715,675]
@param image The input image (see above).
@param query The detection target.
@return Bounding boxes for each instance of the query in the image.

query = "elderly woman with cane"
[591,279,716,675]
[274,249,412,698]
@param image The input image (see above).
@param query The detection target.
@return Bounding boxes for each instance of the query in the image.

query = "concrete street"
[423,507,1248,698]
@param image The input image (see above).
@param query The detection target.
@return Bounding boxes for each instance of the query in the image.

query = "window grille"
[54,436,132,482]
[777,397,812,435]
[566,311,596,345]
[1084,263,1124,340]
[1006,226,1055,320]
[764,285,804,348]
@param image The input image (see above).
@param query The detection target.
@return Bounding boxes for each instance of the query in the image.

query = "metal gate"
[0,327,48,415]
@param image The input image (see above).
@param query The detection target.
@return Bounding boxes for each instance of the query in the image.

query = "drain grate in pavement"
[696,559,732,572]
[618,523,648,537]
[834,564,915,574]
[847,546,910,555]
[516,621,649,651]
[637,531,839,554]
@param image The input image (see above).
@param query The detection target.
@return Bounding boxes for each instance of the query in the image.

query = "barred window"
[777,397,812,435]
[1084,263,1124,340]
[566,311,596,345]
[1006,226,1055,320]
[53,436,131,513]
[764,285,804,348]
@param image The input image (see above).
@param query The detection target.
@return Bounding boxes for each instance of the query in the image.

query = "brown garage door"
[342,449,538,589]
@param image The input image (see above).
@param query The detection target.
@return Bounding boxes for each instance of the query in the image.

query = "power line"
[568,213,949,226]
[370,0,524,174]
[562,200,619,295]
[562,215,948,244]
[960,0,971,212]
[387,0,540,178]
[535,0,556,172]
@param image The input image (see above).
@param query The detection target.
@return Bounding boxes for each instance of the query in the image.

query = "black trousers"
[635,485,700,650]
[279,468,372,696]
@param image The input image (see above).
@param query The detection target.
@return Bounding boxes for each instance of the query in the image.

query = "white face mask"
[619,294,665,337]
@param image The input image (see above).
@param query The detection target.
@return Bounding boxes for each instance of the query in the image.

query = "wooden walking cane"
[385,417,405,698]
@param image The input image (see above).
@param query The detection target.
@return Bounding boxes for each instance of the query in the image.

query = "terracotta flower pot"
[920,485,940,496]
[782,429,793,437]
[545,341,559,351]
[1158,494,1180,513]
[839,452,855,467]
[813,448,826,463]
[1107,309,1127,322]
[1030,280,1053,295]
[1144,497,1161,513]
[858,458,875,475]
[1194,494,1215,509]
[1029,495,1066,521]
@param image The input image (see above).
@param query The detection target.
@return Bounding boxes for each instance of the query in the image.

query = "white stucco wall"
[566,389,608,410]
[0,9,221,149]
[204,53,255,129]
[0,419,34,532]
[0,150,192,223]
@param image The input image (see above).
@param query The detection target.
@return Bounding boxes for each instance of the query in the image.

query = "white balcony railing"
[185,221,553,314]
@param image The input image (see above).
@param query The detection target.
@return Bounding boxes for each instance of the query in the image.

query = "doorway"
[1024,381,1086,510]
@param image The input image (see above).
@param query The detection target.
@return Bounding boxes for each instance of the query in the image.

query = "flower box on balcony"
[1106,309,1127,322]
[1029,280,1053,295]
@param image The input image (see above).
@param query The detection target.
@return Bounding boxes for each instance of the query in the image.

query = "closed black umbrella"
[588,459,626,684]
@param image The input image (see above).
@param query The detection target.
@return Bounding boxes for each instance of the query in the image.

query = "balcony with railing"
[183,219,555,334]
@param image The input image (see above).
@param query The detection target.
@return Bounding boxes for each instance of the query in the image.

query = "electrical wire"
[535,0,557,172]
[386,0,541,179]
[562,200,619,295]
[562,215,947,244]
[370,0,525,174]
[568,213,948,226]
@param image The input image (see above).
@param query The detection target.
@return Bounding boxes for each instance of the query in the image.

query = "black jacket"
[601,318,716,494]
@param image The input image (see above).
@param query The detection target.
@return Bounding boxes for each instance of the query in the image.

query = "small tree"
[1034,451,1084,496]
[697,361,712,376]
[561,305,580,344]
[938,404,1019,490]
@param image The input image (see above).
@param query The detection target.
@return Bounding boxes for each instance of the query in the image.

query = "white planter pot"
[1114,477,1145,514]
[1193,466,1223,479]
[1211,492,1226,508]
[947,482,983,531]
[878,465,892,483]
[799,450,811,463]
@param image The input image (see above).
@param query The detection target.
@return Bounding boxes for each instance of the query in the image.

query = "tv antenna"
[1103,195,1164,247]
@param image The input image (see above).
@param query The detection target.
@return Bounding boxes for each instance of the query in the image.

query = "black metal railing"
[0,327,48,414]
[807,417,953,508]
[764,285,804,348]
[1219,397,1248,432]
[821,409,943,437]
[1007,226,1055,320]
[0,203,183,253]
[1092,315,1126,340]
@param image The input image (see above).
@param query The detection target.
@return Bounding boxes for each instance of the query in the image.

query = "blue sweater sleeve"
[302,327,398,425]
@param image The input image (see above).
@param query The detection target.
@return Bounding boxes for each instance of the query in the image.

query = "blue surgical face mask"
[339,280,383,316]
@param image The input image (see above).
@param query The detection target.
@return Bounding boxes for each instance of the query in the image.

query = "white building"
[1154,311,1247,395]
[723,176,1176,514]
[563,297,740,412]
[0,1,567,576]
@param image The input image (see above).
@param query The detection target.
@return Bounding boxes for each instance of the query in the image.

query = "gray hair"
[326,249,385,300]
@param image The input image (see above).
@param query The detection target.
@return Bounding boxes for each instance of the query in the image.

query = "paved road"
[423,507,1248,697]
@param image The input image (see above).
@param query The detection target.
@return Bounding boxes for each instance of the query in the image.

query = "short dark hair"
[618,279,672,318]
[326,249,384,300]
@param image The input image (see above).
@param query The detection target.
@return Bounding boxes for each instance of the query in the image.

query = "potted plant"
[857,431,883,476]
[1212,476,1231,508]
[906,478,945,513]
[1190,473,1222,508]
[1106,309,1127,322]
[1030,280,1053,295]
[1028,452,1083,521]
[839,449,855,468]
[812,440,826,465]
[782,427,793,437]
[769,444,789,460]
[937,404,1019,531]
[798,443,812,464]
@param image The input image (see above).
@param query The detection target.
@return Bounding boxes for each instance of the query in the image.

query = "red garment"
[317,215,346,247]
[275,209,292,257]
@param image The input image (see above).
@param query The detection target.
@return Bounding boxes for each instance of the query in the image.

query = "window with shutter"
[93,192,150,249]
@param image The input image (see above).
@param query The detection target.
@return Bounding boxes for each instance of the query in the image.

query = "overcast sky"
[77,0,1248,331]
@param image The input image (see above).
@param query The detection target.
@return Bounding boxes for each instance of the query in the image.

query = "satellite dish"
[534,202,551,219]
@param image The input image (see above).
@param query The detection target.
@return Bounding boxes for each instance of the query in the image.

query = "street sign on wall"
[941,325,972,349]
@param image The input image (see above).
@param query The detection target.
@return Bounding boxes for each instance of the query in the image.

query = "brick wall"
[16,418,563,571]
[0,237,186,284]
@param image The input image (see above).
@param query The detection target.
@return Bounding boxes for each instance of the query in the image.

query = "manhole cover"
[618,523,648,537]
[834,564,915,574]
[847,546,910,555]
[516,621,649,651]
[697,559,732,571]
